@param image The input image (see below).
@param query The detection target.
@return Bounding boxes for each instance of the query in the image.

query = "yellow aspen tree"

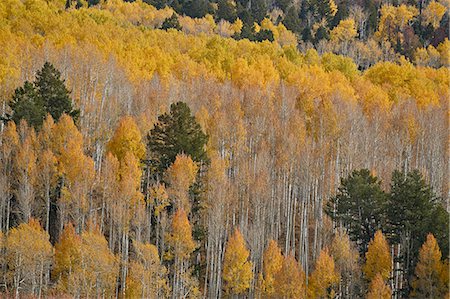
[80,224,118,297]
[262,239,283,296]
[363,231,391,282]
[331,230,360,298]
[126,241,169,299]
[14,130,37,223]
[273,254,306,298]
[6,219,53,299]
[107,115,145,162]
[222,228,253,296]
[53,222,82,295]
[412,234,448,298]
[367,273,392,299]
[422,1,447,29]
[308,248,340,299]
[36,149,57,232]
[165,154,199,213]
[117,151,145,296]
[167,208,199,298]
[0,121,19,232]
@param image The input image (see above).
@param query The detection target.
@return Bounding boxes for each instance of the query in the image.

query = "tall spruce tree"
[8,62,78,129]
[325,169,387,255]
[386,169,449,296]
[147,102,208,175]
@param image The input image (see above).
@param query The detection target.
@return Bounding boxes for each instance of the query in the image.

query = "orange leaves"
[222,228,253,295]
[308,248,340,298]
[367,273,392,299]
[422,1,447,29]
[273,254,306,298]
[165,154,199,213]
[412,234,448,298]
[6,219,53,294]
[107,116,145,162]
[363,231,391,282]
[167,208,196,260]
[262,240,283,296]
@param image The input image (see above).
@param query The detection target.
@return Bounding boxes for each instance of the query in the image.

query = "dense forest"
[0,0,448,298]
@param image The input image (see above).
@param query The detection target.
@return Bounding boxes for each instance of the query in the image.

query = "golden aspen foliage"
[329,0,338,16]
[51,114,84,174]
[127,241,168,299]
[367,273,392,299]
[422,1,447,28]
[412,234,448,298]
[273,254,306,298]
[165,154,199,213]
[167,208,196,260]
[14,130,37,222]
[79,225,118,297]
[308,248,340,299]
[222,228,253,295]
[152,183,170,217]
[53,223,82,295]
[118,151,145,230]
[330,18,357,43]
[5,219,53,296]
[331,230,359,276]
[262,239,283,296]
[376,5,418,43]
[107,116,145,162]
[437,38,450,67]
[363,230,391,282]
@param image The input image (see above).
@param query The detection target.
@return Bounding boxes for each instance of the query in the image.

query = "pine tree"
[161,13,182,31]
[387,170,448,291]
[9,81,45,129]
[411,234,447,298]
[147,102,208,174]
[35,62,78,121]
[326,169,387,255]
[222,228,253,295]
[8,62,78,129]
[363,230,391,282]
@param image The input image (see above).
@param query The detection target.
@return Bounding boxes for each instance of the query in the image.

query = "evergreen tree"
[8,62,78,129]
[325,169,387,255]
[9,81,45,129]
[35,62,79,122]
[160,13,182,31]
[147,102,208,175]
[386,169,449,293]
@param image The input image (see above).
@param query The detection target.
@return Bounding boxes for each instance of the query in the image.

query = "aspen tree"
[412,234,448,298]
[308,248,340,298]
[6,219,53,299]
[262,239,283,296]
[167,208,198,298]
[222,228,253,296]
[363,231,391,282]
[367,273,392,299]
[53,223,82,295]
[273,254,306,298]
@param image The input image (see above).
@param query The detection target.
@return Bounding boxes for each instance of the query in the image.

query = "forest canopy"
[0,0,448,298]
